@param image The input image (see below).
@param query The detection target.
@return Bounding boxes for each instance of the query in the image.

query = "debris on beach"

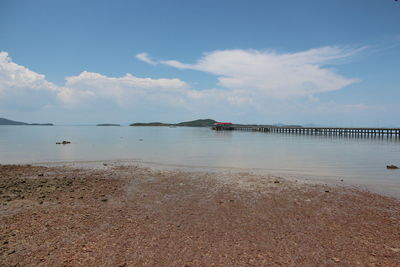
[386,165,399,169]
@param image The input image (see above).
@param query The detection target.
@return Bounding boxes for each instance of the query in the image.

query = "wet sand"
[1,164,399,266]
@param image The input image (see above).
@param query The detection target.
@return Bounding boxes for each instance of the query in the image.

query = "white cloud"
[0,51,192,109]
[1,49,381,125]
[1,47,359,112]
[158,47,359,98]
[60,71,190,107]
[0,51,57,95]
[135,52,157,65]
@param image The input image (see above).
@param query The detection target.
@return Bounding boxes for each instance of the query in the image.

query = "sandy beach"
[1,163,399,266]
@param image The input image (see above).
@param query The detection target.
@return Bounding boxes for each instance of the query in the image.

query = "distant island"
[129,119,303,128]
[176,119,217,127]
[130,119,217,127]
[0,118,53,126]
[96,123,120,126]
[130,122,174,127]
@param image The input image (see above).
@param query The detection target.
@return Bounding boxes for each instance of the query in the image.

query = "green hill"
[0,118,53,126]
[176,119,217,127]
[96,123,121,126]
[0,118,28,125]
[130,122,173,126]
[130,119,217,127]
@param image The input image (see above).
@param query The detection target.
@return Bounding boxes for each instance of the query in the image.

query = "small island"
[130,119,217,127]
[130,122,173,127]
[0,118,53,126]
[96,124,120,126]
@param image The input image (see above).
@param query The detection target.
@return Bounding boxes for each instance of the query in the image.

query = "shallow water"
[1,125,399,195]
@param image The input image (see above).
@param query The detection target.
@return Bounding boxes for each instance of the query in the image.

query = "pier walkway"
[212,125,400,136]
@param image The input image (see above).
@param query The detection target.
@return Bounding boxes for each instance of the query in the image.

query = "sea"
[1,125,399,196]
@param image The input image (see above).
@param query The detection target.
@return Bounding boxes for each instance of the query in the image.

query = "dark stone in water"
[386,165,399,169]
[56,141,71,145]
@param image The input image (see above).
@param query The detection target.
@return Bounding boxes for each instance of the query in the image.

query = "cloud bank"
[156,47,359,98]
[60,71,189,107]
[0,48,370,123]
[0,51,191,110]
[0,52,57,95]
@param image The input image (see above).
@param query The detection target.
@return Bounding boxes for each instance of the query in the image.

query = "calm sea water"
[1,126,399,195]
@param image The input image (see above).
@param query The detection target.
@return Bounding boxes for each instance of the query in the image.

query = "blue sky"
[0,0,399,126]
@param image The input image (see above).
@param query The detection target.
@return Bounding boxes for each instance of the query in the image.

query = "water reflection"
[268,132,400,141]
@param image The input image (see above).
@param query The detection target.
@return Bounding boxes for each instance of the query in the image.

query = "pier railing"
[212,125,400,136]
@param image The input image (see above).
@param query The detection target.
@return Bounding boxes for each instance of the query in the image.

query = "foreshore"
[1,163,399,266]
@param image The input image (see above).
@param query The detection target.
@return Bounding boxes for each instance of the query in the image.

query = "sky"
[0,0,399,126]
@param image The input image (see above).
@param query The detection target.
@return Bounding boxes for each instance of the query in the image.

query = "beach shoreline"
[32,159,400,199]
[1,163,399,266]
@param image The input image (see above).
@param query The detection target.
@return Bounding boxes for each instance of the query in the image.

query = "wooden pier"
[212,125,400,136]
